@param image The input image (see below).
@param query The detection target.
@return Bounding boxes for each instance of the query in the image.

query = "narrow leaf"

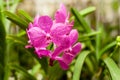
[6,35,27,45]
[79,31,100,38]
[104,57,120,80]
[80,7,96,17]
[0,1,6,80]
[99,41,116,59]
[3,11,28,30]
[71,7,96,19]
[18,9,33,22]
[71,8,92,33]
[73,51,90,80]
[0,0,6,65]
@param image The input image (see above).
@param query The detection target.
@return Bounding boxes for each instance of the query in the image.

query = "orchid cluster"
[26,4,82,70]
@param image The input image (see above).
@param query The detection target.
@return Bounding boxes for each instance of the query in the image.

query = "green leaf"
[79,6,96,17]
[99,41,116,59]
[31,64,40,75]
[10,64,36,80]
[104,57,120,80]
[79,31,100,38]
[73,51,90,80]
[71,8,92,33]
[0,1,6,80]
[78,31,100,42]
[4,65,11,80]
[18,9,33,23]
[17,30,26,37]
[96,24,103,60]
[71,6,96,19]
[3,11,28,30]
[6,35,27,45]
[0,0,6,64]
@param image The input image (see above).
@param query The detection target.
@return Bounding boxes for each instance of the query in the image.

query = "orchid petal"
[59,3,67,17]
[28,23,33,29]
[51,36,63,46]
[51,36,70,58]
[56,57,69,70]
[51,23,71,37]
[38,16,53,33]
[54,4,67,23]
[27,27,47,47]
[69,29,79,45]
[51,35,70,46]
[60,36,70,48]
[66,12,70,22]
[33,15,40,27]
[55,11,66,23]
[51,46,63,58]
[61,52,74,64]
[58,60,69,70]
[72,42,82,55]
[25,44,32,48]
[35,48,51,58]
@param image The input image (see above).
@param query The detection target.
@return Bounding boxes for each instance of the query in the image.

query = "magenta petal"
[54,4,67,23]
[35,48,51,58]
[38,16,53,33]
[72,42,82,55]
[25,44,32,48]
[61,52,74,64]
[51,46,63,58]
[51,36,63,46]
[60,36,70,48]
[51,23,71,37]
[69,29,79,45]
[28,23,33,29]
[33,15,40,27]
[51,35,70,46]
[55,11,66,23]
[58,60,69,70]
[27,27,47,47]
[51,36,70,58]
[56,57,69,70]
[59,3,67,17]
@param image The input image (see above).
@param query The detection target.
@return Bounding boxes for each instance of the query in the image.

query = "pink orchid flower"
[25,4,82,70]
[50,29,82,70]
[26,16,72,57]
[26,16,53,48]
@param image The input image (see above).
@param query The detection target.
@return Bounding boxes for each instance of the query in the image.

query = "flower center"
[64,47,72,53]
[46,33,51,40]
